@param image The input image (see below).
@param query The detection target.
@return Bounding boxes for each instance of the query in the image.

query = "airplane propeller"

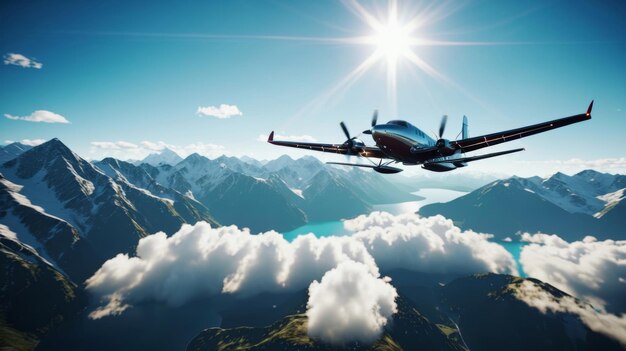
[371,110,378,127]
[436,114,455,156]
[340,121,351,141]
[438,114,448,138]
[340,121,365,156]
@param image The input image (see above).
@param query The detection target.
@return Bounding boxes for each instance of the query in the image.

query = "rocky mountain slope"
[420,170,625,240]
[0,139,218,280]
[0,226,85,351]
[187,273,624,351]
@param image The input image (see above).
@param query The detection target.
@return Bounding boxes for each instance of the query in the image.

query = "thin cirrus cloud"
[91,141,139,150]
[4,110,69,124]
[3,53,42,69]
[196,104,242,119]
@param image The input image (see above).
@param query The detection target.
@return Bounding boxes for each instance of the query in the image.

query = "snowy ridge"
[140,147,183,166]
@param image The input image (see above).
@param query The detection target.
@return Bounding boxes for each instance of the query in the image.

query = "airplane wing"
[425,148,525,165]
[267,131,388,159]
[451,101,593,153]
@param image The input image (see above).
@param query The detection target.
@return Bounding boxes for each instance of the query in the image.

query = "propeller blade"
[439,115,448,138]
[340,121,351,140]
[371,110,378,127]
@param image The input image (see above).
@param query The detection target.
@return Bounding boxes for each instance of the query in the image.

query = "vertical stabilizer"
[462,115,469,139]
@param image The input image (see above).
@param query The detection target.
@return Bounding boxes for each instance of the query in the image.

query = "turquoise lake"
[282,188,528,277]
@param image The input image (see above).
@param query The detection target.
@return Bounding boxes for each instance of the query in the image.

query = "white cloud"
[86,213,515,322]
[4,110,69,123]
[140,141,170,152]
[86,223,377,319]
[257,133,318,142]
[197,104,242,119]
[3,53,42,69]
[520,233,626,314]
[306,261,397,345]
[514,280,626,347]
[346,212,518,275]
[91,141,139,150]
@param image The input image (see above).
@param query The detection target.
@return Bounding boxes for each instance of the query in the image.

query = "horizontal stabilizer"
[425,148,525,165]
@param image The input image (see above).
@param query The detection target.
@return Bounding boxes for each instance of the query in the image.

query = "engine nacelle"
[422,162,457,172]
[436,139,456,157]
[343,138,366,154]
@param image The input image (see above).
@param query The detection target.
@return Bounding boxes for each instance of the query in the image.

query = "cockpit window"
[388,120,408,127]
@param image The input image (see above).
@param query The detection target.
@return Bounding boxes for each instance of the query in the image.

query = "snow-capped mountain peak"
[141,147,183,166]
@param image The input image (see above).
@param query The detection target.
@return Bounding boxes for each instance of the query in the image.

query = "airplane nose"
[371,125,387,136]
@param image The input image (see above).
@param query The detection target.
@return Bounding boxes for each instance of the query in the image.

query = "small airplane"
[268,101,593,173]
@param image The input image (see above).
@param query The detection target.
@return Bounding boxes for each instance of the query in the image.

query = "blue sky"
[1,0,625,176]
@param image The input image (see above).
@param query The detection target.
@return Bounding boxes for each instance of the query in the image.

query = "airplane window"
[389,120,408,127]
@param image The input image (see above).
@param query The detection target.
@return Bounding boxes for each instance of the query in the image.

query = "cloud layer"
[520,233,626,314]
[86,222,378,319]
[197,104,242,119]
[4,110,69,123]
[3,53,42,69]
[86,212,516,322]
[514,280,626,347]
[84,212,626,345]
[307,261,397,345]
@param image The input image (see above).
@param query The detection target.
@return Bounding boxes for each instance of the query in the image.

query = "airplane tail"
[462,115,469,139]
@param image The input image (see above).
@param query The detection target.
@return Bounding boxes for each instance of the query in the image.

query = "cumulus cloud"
[86,222,377,319]
[3,53,42,69]
[346,212,518,275]
[257,133,318,143]
[86,212,516,321]
[307,261,397,345]
[197,104,242,119]
[520,233,626,314]
[514,280,626,347]
[4,110,69,123]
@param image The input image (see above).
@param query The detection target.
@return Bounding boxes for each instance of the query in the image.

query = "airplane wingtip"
[268,131,274,142]
[586,100,594,117]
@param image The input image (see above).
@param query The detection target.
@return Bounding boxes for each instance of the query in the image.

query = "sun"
[372,23,413,62]
[289,0,467,119]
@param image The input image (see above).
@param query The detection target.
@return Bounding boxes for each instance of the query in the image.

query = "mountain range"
[419,170,626,240]
[131,151,418,232]
[2,139,625,350]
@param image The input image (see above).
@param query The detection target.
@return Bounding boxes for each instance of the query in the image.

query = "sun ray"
[285,51,383,128]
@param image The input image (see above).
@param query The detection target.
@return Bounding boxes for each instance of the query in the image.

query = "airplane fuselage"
[371,120,463,171]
